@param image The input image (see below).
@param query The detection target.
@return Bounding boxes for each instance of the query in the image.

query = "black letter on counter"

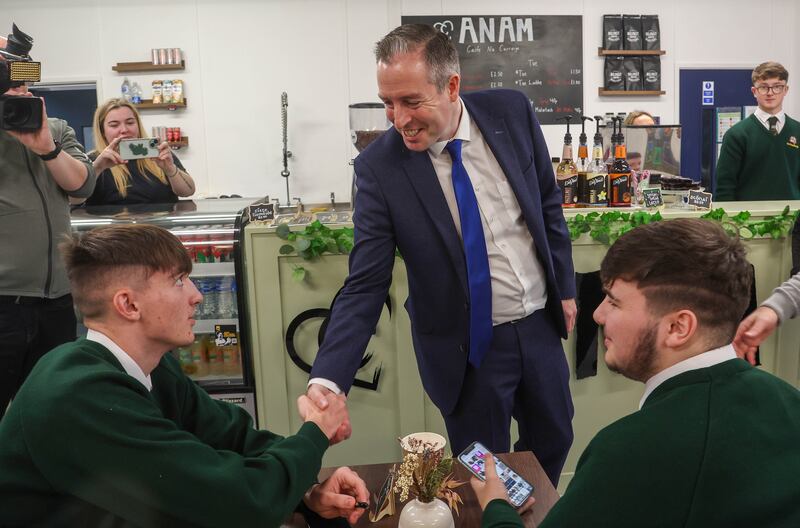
[284,291,391,391]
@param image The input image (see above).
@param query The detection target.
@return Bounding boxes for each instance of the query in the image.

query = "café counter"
[241,200,800,493]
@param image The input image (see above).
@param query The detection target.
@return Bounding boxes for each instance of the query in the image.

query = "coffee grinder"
[348,103,390,208]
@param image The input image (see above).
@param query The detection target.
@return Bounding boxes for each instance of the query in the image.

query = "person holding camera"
[85,98,195,206]
[0,27,96,418]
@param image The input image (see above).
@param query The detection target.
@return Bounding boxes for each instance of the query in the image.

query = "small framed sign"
[248,203,275,223]
[642,188,664,208]
[687,190,712,209]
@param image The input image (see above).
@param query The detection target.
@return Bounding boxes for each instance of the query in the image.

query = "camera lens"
[149,139,157,147]
[3,100,32,128]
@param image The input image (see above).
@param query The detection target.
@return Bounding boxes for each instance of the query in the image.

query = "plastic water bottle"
[121,77,131,102]
[204,277,220,320]
[217,276,234,319]
[131,81,142,104]
[194,277,208,319]
[230,279,238,318]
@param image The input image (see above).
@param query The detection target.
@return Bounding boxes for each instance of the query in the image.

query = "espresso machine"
[349,103,390,207]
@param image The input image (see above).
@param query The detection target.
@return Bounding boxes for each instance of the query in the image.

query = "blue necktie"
[446,139,492,368]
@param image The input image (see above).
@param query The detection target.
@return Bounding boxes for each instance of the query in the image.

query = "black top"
[86,152,185,206]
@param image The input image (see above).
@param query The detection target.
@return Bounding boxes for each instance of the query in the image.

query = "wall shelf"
[112,60,186,73]
[169,136,189,149]
[597,48,666,56]
[133,98,187,110]
[598,89,665,96]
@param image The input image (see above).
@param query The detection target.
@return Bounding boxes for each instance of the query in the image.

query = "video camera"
[0,24,42,131]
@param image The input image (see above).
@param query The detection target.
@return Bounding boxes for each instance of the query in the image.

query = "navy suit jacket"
[310,89,576,414]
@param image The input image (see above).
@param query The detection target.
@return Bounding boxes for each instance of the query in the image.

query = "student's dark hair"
[600,219,752,343]
[752,61,789,84]
[60,224,192,318]
[374,23,459,91]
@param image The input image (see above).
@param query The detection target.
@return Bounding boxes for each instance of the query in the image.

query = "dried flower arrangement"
[393,436,465,514]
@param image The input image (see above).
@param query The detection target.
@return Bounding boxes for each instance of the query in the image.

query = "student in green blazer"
[0,224,369,528]
[476,219,800,527]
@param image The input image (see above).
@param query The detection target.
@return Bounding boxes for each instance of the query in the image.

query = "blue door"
[679,68,753,191]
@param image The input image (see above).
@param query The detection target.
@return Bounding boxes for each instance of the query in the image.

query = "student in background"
[623,110,655,126]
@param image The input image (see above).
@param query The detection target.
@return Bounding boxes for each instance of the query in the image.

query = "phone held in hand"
[119,137,160,160]
[457,441,534,508]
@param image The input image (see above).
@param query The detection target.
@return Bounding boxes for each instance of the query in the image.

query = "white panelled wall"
[2,0,799,201]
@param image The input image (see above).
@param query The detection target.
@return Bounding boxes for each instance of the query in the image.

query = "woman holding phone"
[85,98,195,206]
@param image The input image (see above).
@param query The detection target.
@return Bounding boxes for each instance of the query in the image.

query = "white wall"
[3,0,799,202]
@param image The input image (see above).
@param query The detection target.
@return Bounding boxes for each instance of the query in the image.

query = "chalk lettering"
[459,17,535,44]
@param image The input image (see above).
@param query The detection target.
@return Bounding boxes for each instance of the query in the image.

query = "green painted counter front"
[242,201,800,493]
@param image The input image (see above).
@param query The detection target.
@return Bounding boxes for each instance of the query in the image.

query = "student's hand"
[304,467,370,525]
[304,383,351,444]
[297,392,348,441]
[733,306,779,365]
[469,452,535,514]
[93,136,125,173]
[561,298,577,333]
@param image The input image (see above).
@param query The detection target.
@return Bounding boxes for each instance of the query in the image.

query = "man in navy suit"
[307,24,576,485]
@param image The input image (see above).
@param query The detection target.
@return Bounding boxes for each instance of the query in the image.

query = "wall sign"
[402,15,583,124]
[702,80,714,106]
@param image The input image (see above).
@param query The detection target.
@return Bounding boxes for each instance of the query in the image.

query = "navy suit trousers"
[442,308,574,486]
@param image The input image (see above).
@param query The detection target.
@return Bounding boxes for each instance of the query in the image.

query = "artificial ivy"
[565,206,799,245]
[277,207,799,281]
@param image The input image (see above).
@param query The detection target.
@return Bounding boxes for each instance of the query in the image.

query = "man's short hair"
[60,224,192,319]
[600,219,752,343]
[752,61,789,84]
[374,23,460,92]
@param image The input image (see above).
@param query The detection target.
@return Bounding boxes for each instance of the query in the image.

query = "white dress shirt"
[428,98,547,324]
[639,344,737,409]
[754,107,786,134]
[86,328,153,391]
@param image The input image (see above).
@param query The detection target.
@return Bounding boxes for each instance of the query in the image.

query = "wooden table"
[304,451,559,527]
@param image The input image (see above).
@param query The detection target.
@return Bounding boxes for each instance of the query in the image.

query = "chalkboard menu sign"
[642,188,664,208]
[401,15,583,125]
[248,203,275,223]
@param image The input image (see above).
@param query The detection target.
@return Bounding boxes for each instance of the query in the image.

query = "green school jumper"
[539,359,800,528]
[0,339,329,527]
[715,114,800,201]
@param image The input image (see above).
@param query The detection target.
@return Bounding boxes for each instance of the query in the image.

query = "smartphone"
[119,137,160,160]
[457,441,534,508]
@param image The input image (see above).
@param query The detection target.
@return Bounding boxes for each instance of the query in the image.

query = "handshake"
[295,384,363,524]
[297,384,352,445]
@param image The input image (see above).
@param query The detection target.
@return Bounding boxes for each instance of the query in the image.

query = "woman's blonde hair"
[91,98,166,197]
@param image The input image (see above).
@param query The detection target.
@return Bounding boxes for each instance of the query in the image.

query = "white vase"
[398,498,455,528]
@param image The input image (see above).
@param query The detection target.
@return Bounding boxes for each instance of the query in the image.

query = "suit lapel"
[403,151,469,296]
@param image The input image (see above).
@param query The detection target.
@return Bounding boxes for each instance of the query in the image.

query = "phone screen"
[457,441,534,508]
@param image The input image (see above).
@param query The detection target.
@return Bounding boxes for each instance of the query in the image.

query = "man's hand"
[297,390,349,441]
[469,453,535,514]
[304,383,351,444]
[561,298,577,333]
[93,136,125,173]
[304,466,370,525]
[733,306,779,365]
